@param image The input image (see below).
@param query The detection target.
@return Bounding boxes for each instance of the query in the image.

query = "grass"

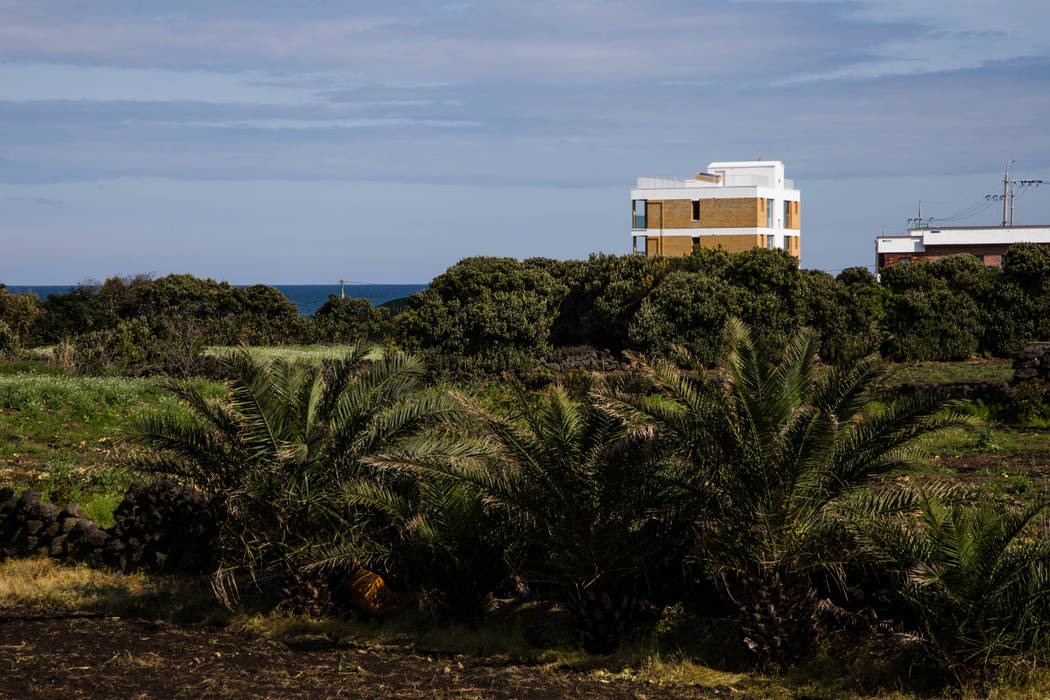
[883,358,1014,386]
[0,359,224,522]
[205,344,355,364]
[0,556,228,624]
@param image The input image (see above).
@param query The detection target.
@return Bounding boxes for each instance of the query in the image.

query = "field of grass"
[204,344,356,364]
[883,357,1014,386]
[0,360,223,524]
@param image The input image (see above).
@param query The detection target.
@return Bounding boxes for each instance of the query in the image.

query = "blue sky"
[2,1,1049,284]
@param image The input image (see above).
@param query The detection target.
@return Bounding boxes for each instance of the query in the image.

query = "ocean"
[3,283,427,316]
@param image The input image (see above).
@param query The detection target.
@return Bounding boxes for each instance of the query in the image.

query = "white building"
[631,161,801,258]
[876,225,1050,268]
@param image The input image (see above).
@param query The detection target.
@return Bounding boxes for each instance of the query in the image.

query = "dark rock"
[59,503,85,520]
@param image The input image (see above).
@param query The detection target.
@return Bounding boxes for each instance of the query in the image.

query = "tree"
[627,269,741,364]
[395,257,567,373]
[0,286,43,348]
[600,318,970,665]
[374,384,680,653]
[550,253,668,350]
[848,489,1050,678]
[802,268,884,364]
[124,345,460,598]
[312,295,389,343]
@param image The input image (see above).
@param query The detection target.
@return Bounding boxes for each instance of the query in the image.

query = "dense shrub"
[851,491,1050,676]
[802,268,884,363]
[883,286,983,361]
[627,270,741,364]
[881,256,990,361]
[312,295,390,342]
[395,257,567,373]
[36,284,119,342]
[0,284,43,347]
[983,244,1050,355]
[69,315,214,378]
[0,320,15,356]
[550,253,668,350]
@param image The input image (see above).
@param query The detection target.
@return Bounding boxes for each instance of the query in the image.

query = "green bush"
[882,286,982,361]
[0,285,43,347]
[627,270,740,364]
[395,257,567,373]
[70,315,212,378]
[312,295,390,343]
[550,253,668,350]
[0,320,15,356]
[850,491,1050,677]
[802,268,884,363]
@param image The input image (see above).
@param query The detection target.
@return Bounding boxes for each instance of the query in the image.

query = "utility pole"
[1002,160,1014,226]
[907,201,924,229]
[995,160,1044,227]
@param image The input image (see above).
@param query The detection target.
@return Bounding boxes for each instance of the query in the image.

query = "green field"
[0,360,223,525]
[204,344,357,363]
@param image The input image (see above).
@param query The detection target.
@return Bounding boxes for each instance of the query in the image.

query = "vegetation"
[122,345,462,601]
[6,243,1050,692]
[850,488,1050,678]
[376,384,681,651]
[7,243,1050,378]
[601,319,971,666]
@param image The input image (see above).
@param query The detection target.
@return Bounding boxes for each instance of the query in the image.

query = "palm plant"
[372,384,680,653]
[124,345,460,595]
[846,488,1050,677]
[344,471,509,620]
[598,317,972,665]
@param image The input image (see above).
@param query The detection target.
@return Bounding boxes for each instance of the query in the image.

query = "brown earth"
[0,607,738,699]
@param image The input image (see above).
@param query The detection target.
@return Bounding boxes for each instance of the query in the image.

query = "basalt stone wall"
[1012,342,1050,384]
[534,346,635,374]
[0,480,224,575]
[108,479,225,574]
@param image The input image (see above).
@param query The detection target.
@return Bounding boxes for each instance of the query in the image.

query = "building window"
[898,257,911,265]
[766,234,774,250]
[783,200,790,227]
[637,237,647,255]
[632,200,646,229]
[691,200,700,221]
[766,199,774,228]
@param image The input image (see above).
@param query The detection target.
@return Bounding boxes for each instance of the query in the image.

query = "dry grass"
[0,556,226,623]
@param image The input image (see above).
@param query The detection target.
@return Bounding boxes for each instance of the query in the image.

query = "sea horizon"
[4,283,427,316]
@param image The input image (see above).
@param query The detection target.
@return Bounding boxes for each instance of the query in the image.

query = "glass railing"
[633,216,647,229]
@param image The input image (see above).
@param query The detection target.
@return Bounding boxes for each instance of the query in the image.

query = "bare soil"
[0,607,735,699]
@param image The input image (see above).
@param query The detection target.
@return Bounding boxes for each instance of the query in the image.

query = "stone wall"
[1012,342,1050,383]
[0,479,223,575]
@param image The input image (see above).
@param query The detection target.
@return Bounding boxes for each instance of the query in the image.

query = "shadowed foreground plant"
[373,384,680,653]
[847,488,1050,679]
[599,317,972,667]
[124,345,459,602]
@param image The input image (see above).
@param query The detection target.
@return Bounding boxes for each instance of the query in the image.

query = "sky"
[2,1,1049,284]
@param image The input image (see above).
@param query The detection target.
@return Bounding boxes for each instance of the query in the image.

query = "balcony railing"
[633,215,647,229]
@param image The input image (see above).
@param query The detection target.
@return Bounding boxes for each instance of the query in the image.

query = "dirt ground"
[0,607,738,699]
